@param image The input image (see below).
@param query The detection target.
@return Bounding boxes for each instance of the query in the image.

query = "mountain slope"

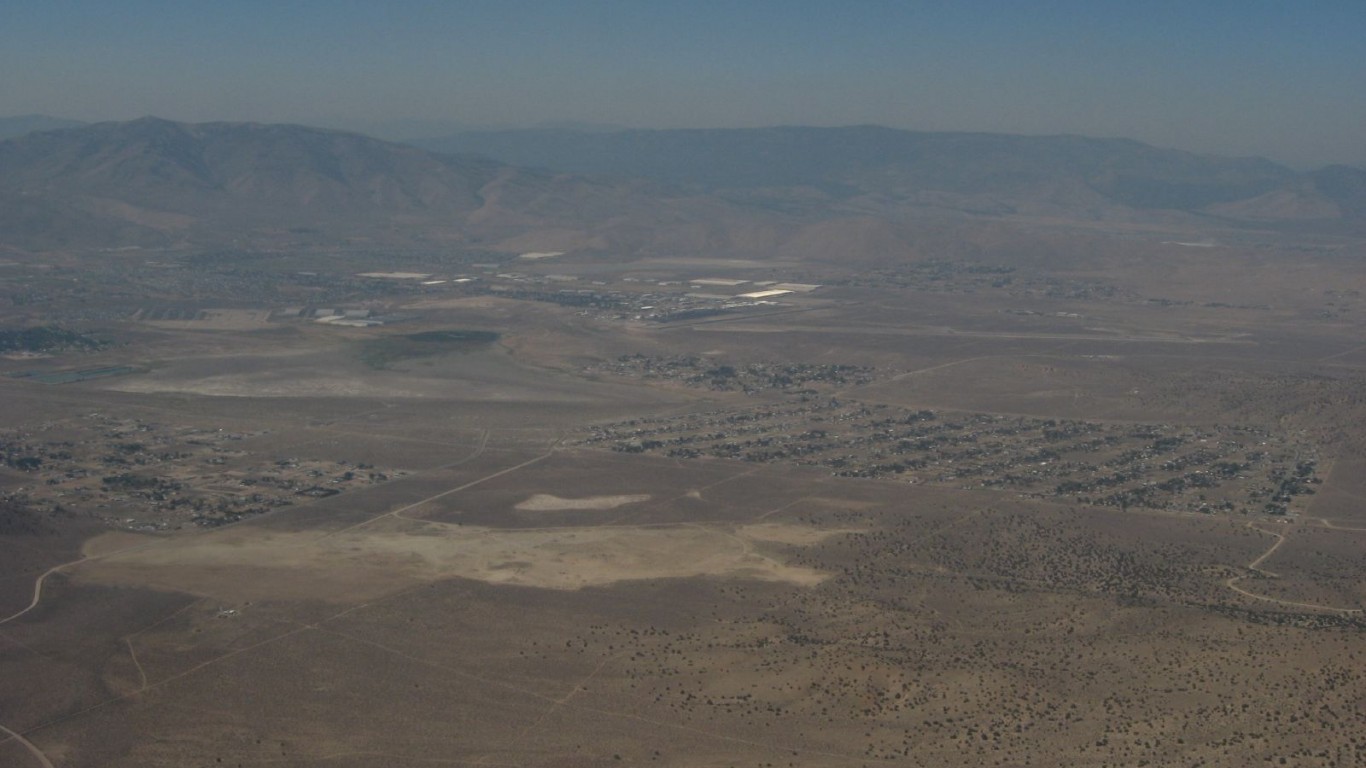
[0,118,765,252]
[0,118,492,220]
[1309,165,1366,220]
[0,114,86,140]
[3,118,1361,256]
[412,125,1361,226]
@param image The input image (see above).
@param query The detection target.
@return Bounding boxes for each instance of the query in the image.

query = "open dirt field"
[73,515,834,600]
[4,443,1361,767]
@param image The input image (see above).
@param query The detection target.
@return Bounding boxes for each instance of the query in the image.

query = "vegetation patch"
[358,329,499,369]
[0,325,109,355]
[8,366,140,384]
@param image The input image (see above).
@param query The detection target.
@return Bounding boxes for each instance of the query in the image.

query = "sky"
[3,0,1363,168]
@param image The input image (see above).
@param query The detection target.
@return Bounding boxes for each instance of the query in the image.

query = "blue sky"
[3,1,1363,167]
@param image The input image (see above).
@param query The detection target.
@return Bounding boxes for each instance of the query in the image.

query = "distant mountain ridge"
[1,117,492,215]
[0,117,1362,255]
[0,114,86,140]
[0,117,758,252]
[412,125,1364,227]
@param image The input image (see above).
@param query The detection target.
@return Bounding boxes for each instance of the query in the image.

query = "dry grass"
[514,493,651,511]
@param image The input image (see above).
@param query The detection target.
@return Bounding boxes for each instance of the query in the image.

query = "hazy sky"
[4,1,1363,167]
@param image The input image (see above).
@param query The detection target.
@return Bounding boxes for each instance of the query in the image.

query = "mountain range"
[0,117,756,253]
[413,126,1366,227]
[0,117,1362,255]
[0,114,86,140]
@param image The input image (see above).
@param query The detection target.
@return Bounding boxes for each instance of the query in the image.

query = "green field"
[358,329,500,369]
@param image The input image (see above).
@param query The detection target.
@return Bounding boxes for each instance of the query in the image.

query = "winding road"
[0,723,54,768]
[1224,522,1363,615]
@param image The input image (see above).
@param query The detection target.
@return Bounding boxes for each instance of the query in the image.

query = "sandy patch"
[72,520,836,602]
[515,494,651,511]
[738,524,864,546]
[806,497,881,510]
[407,296,510,310]
[81,531,159,558]
[106,372,440,398]
[139,309,273,330]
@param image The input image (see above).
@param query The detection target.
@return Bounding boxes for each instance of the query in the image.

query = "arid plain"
[2,227,1365,768]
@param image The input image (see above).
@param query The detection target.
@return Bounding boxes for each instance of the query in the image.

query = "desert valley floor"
[2,241,1365,768]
